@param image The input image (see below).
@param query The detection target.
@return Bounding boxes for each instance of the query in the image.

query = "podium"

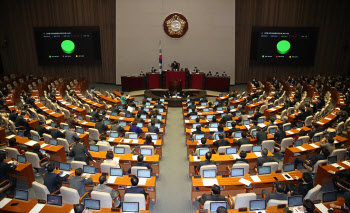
[190,72,205,89]
[161,71,189,89]
[146,73,161,89]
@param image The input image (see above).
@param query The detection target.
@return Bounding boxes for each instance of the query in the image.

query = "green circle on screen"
[61,40,75,54]
[276,40,290,54]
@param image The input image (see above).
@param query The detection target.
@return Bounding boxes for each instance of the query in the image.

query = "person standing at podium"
[139,71,145,76]
[171,61,179,71]
[206,71,213,76]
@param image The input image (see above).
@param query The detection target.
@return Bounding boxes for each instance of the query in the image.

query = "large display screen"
[250,27,318,65]
[34,26,101,65]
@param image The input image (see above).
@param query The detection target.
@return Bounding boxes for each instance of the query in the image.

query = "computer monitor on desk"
[137,169,151,178]
[249,200,266,211]
[49,139,57,146]
[194,134,205,141]
[328,156,337,164]
[47,194,62,206]
[199,148,210,156]
[203,169,216,178]
[294,139,303,147]
[283,164,295,172]
[128,133,138,139]
[313,135,321,142]
[89,145,99,152]
[59,162,71,171]
[110,131,119,138]
[231,168,244,177]
[258,118,265,124]
[17,155,26,164]
[210,202,227,213]
[252,145,262,152]
[234,132,242,139]
[83,165,96,174]
[15,189,28,201]
[122,202,139,213]
[140,148,152,156]
[243,120,250,125]
[32,135,40,142]
[322,191,337,203]
[114,147,125,154]
[226,147,237,155]
[288,196,303,207]
[84,199,100,211]
[76,127,84,134]
[209,123,218,128]
[110,168,123,177]
[206,115,214,120]
[257,166,271,175]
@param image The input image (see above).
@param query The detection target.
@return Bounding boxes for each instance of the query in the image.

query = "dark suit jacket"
[0,162,17,182]
[69,176,93,197]
[110,124,124,133]
[90,111,99,120]
[236,138,251,147]
[32,150,46,160]
[199,194,227,205]
[68,143,94,164]
[15,116,27,127]
[256,131,267,145]
[35,125,49,137]
[221,115,233,124]
[234,159,249,164]
[198,160,216,172]
[147,126,159,133]
[9,113,17,122]
[44,172,69,193]
[252,112,263,121]
[263,191,288,202]
[308,129,320,140]
[292,181,313,197]
[274,130,286,144]
[257,156,278,167]
[95,122,108,134]
[227,128,241,137]
[125,186,148,199]
[51,129,65,139]
[213,139,230,148]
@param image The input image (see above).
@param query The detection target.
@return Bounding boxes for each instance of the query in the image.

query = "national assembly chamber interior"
[0,0,349,213]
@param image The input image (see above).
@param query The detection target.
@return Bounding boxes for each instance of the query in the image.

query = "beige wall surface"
[116,0,235,84]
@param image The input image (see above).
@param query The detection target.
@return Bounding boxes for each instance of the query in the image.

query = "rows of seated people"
[0,76,167,212]
[183,76,350,213]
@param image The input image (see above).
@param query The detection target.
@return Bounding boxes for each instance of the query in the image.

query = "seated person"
[127,154,152,174]
[233,151,248,164]
[69,168,93,198]
[103,151,119,165]
[137,106,148,116]
[257,148,278,167]
[0,153,18,192]
[286,172,313,197]
[147,121,159,133]
[50,123,65,139]
[274,124,286,145]
[287,199,316,213]
[294,147,330,169]
[96,135,112,150]
[65,127,80,145]
[197,184,227,205]
[308,124,320,139]
[195,138,210,151]
[125,176,149,199]
[221,110,232,124]
[134,114,144,123]
[35,121,50,137]
[197,152,216,172]
[31,143,48,161]
[95,118,108,134]
[69,139,96,165]
[217,206,227,213]
[256,127,267,145]
[213,133,230,149]
[262,182,288,202]
[249,120,259,132]
[187,109,198,117]
[110,120,124,135]
[192,125,205,136]
[227,121,240,137]
[143,135,155,146]
[73,204,87,213]
[129,121,143,135]
[44,163,69,194]
[8,138,24,154]
[320,137,335,153]
[235,132,250,147]
[329,199,350,213]
[213,125,225,136]
[93,175,120,207]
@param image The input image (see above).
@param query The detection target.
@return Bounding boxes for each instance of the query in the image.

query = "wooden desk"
[121,76,146,91]
[188,151,274,177]
[315,112,338,129]
[6,161,35,188]
[89,152,160,177]
[75,91,105,110]
[35,101,65,123]
[283,135,348,164]
[191,170,302,204]
[112,91,135,101]
[14,136,67,162]
[0,127,7,145]
[96,91,121,105]
[315,160,350,186]
[264,105,284,120]
[56,94,87,116]
[0,197,151,212]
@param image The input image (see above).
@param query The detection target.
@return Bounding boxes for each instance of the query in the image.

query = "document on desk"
[250,175,261,182]
[5,135,16,139]
[254,211,266,213]
[314,203,329,213]
[138,178,147,185]
[232,154,241,159]
[245,125,250,130]
[123,139,131,143]
[202,178,219,186]
[29,203,46,213]
[81,122,88,125]
[209,128,218,131]
[185,120,190,123]
[331,163,345,170]
[108,137,115,142]
[257,124,266,128]
[190,128,196,132]
[132,155,138,161]
[132,139,139,143]
[286,130,294,135]
[317,121,324,125]
[43,109,49,111]
[0,198,12,208]
[69,209,75,213]
[282,173,294,180]
[193,156,201,162]
[217,111,223,114]
[40,143,48,148]
[254,152,262,157]
[238,178,251,186]
[296,146,307,151]
[107,176,117,184]
[309,144,320,148]
[49,112,55,115]
[118,117,124,120]
[325,117,332,120]
[342,161,350,167]
[270,108,276,111]
[25,141,38,146]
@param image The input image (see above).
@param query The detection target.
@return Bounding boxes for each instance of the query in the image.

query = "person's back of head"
[328,138,334,144]
[195,117,200,123]
[196,125,201,132]
[278,124,283,131]
[216,206,227,213]
[0,153,6,162]
[276,182,285,193]
[201,137,207,145]
[205,152,212,160]
[145,135,152,144]
[100,135,107,141]
[99,175,107,184]
[132,121,137,126]
[242,132,247,138]
[33,143,40,152]
[321,147,330,157]
[106,150,114,159]
[151,121,155,126]
[9,138,16,146]
[240,151,247,159]
[131,176,139,186]
[137,154,144,163]
[47,163,56,172]
[218,133,224,140]
[302,172,313,184]
[74,204,85,213]
[211,184,220,195]
[261,148,268,156]
[75,168,83,177]
[303,199,315,212]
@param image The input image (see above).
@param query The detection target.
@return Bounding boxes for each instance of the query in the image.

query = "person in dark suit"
[69,139,96,165]
[50,123,66,139]
[274,124,286,145]
[195,138,211,151]
[187,110,198,117]
[296,108,308,122]
[221,110,232,125]
[257,148,278,167]
[227,122,240,137]
[65,128,80,145]
[233,151,249,164]
[35,121,50,137]
[187,102,196,111]
[154,101,165,109]
[125,176,149,199]
[262,182,288,202]
[213,134,230,149]
[110,120,124,135]
[9,110,18,122]
[252,108,263,121]
[192,125,205,136]
[69,168,93,198]
[286,172,313,197]
[198,184,227,205]
[308,124,320,139]
[31,143,48,161]
[235,132,251,147]
[171,61,179,70]
[256,127,267,146]
[294,147,330,169]
[137,106,148,116]
[127,154,152,174]
[249,120,259,133]
[147,121,159,133]
[66,114,79,128]
[197,152,216,172]
[15,112,28,127]
[95,118,108,134]
[134,114,144,123]
[286,199,317,213]
[0,153,18,192]
[44,163,69,194]
[93,175,120,207]
[90,108,99,121]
